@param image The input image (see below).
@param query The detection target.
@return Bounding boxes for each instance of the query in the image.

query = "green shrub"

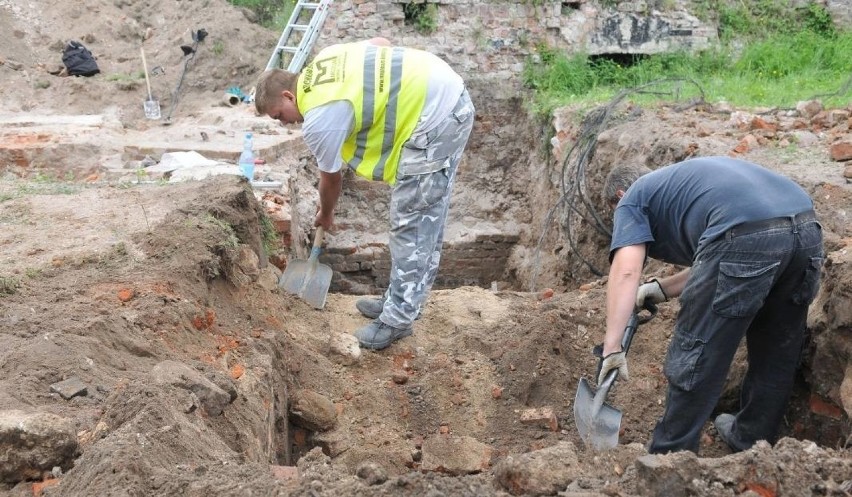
[523,1,850,114]
[229,0,296,30]
[718,0,836,41]
[403,2,438,34]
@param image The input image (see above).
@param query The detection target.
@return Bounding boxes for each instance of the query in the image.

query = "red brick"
[270,465,299,483]
[830,139,852,162]
[809,393,843,419]
[519,407,558,432]
[229,364,245,380]
[750,117,777,132]
[292,428,309,447]
[733,134,758,154]
[117,288,134,302]
[32,479,60,497]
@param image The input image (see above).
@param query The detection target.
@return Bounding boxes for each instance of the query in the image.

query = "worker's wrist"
[650,278,668,301]
[602,339,622,355]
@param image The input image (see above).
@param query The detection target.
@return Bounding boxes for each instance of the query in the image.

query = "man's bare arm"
[657,268,690,299]
[604,244,646,354]
[315,171,342,230]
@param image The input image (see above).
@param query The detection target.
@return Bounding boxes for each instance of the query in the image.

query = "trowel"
[574,302,656,451]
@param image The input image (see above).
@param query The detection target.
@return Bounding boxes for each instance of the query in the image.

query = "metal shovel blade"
[573,376,622,451]
[278,228,332,309]
[572,304,657,451]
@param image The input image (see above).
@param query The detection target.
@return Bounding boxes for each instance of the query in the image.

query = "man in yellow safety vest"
[255,37,475,350]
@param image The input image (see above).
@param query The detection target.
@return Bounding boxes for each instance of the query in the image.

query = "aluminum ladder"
[265,0,333,72]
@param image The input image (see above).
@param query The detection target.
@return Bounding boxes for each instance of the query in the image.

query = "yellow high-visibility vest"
[297,42,429,184]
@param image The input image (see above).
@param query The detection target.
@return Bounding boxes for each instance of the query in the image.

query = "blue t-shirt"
[610,157,814,266]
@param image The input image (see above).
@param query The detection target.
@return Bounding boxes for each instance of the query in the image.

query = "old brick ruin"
[263,0,852,294]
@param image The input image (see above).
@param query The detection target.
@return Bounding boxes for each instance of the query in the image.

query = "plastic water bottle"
[239,132,254,181]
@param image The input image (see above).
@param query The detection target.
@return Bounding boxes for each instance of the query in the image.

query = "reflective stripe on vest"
[297,43,428,184]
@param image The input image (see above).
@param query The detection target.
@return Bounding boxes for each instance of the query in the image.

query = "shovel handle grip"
[621,301,657,355]
[599,301,658,390]
[309,227,324,260]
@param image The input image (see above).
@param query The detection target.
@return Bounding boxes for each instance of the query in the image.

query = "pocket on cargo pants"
[395,168,450,214]
[664,329,705,392]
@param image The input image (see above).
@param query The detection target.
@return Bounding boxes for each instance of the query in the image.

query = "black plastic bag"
[62,41,100,77]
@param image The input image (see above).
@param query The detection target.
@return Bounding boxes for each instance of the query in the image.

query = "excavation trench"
[270,88,850,463]
[0,91,849,496]
[285,95,554,295]
[0,0,849,492]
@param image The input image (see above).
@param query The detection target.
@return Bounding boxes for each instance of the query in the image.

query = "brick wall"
[320,234,520,295]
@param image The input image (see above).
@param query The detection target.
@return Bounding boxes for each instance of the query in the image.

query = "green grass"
[228,0,296,30]
[0,276,20,295]
[15,184,81,196]
[105,71,144,82]
[259,213,280,255]
[524,29,852,115]
[524,0,851,115]
[0,173,83,201]
[212,40,225,56]
[205,214,240,248]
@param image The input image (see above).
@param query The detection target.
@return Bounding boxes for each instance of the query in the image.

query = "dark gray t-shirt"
[610,157,814,266]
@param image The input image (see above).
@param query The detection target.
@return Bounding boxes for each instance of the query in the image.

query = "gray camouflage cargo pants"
[379,89,475,329]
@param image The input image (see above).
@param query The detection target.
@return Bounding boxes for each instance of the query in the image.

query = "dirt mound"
[0,168,849,496]
[1,0,273,122]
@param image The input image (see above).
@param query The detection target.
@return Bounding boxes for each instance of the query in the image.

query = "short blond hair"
[254,69,299,115]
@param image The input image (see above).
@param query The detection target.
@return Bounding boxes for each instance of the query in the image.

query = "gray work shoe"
[714,413,744,452]
[355,297,384,319]
[355,297,422,320]
[354,320,412,350]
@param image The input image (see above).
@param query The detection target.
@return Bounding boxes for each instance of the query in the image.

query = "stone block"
[634,452,701,497]
[327,332,361,366]
[151,360,233,416]
[49,376,88,400]
[0,410,77,483]
[289,389,337,432]
[420,435,493,475]
[494,442,580,496]
[270,465,299,484]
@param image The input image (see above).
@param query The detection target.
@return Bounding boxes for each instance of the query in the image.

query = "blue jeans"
[648,215,824,454]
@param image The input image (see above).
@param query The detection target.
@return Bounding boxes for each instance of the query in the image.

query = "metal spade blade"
[278,227,332,309]
[573,302,657,451]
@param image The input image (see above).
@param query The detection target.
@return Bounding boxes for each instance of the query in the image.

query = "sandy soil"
[1,0,851,496]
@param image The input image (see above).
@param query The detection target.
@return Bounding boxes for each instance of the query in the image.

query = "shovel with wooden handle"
[574,302,657,451]
[140,46,160,120]
[278,227,332,309]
